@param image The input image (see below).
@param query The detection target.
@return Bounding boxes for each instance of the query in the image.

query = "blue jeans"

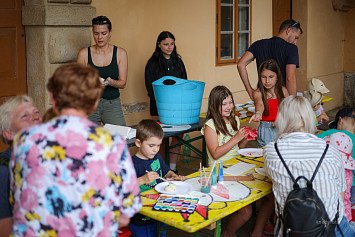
[351,186,355,205]
[129,223,158,237]
[88,98,126,126]
[335,216,355,237]
[129,222,167,237]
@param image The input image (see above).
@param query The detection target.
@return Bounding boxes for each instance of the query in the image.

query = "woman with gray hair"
[0,95,41,237]
[264,95,354,236]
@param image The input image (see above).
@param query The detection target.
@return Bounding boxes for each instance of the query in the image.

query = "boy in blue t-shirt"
[129,119,184,237]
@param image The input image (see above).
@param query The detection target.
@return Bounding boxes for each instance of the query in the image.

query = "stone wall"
[344,72,355,108]
[22,0,95,113]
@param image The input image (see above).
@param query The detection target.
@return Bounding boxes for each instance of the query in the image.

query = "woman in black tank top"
[77,16,128,126]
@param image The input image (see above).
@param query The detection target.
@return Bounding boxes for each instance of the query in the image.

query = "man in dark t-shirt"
[237,19,303,98]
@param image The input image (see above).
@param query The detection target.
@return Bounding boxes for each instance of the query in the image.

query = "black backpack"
[274,143,341,237]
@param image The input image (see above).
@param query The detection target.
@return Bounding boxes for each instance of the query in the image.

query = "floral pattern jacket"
[10,115,141,236]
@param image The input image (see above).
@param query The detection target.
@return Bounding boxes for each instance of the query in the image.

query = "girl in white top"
[201,85,251,237]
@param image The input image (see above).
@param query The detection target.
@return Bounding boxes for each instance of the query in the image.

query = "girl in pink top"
[324,132,354,221]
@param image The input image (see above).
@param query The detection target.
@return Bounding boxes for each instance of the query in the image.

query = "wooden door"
[0,0,27,100]
[272,0,291,36]
[0,0,26,151]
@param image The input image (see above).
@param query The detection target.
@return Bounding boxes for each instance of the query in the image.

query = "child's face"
[137,136,163,159]
[338,117,355,133]
[260,69,277,90]
[220,95,234,118]
[313,103,321,111]
[158,37,175,58]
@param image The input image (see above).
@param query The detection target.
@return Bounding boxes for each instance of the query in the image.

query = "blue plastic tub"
[152,76,205,125]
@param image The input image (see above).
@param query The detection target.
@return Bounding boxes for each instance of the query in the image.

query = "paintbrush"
[205,161,217,187]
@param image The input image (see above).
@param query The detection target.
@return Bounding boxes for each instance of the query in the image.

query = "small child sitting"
[129,119,184,237]
[318,107,355,213]
[306,78,330,124]
[303,89,329,124]
[324,132,354,221]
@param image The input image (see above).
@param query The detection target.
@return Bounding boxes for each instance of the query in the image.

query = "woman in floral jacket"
[10,63,141,236]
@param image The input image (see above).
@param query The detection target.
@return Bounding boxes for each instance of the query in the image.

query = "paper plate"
[155,181,193,195]
[255,167,267,176]
[160,124,191,132]
[247,106,255,113]
[238,148,263,157]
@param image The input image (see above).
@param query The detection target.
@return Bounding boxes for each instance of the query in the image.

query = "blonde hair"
[0,95,33,143]
[276,95,317,137]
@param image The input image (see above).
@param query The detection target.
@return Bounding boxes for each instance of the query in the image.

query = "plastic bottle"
[218,160,224,183]
[211,165,217,187]
[182,134,191,163]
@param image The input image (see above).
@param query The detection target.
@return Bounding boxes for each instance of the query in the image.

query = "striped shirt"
[264,132,346,224]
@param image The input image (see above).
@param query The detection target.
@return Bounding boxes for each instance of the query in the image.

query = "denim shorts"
[334,216,355,237]
[88,98,126,126]
[257,121,277,147]
[351,186,355,205]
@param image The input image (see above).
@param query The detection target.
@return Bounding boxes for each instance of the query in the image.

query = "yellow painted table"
[139,156,272,236]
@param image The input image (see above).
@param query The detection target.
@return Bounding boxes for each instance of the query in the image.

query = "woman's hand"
[105,77,113,86]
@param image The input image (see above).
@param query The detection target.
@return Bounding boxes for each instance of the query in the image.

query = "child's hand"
[318,113,329,123]
[235,127,248,140]
[249,111,262,123]
[143,171,159,184]
[165,170,185,181]
[168,175,185,181]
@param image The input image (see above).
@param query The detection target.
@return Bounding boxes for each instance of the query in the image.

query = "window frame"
[216,0,251,66]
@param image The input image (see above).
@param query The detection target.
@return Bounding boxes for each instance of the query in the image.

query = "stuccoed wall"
[91,0,273,125]
[23,0,95,113]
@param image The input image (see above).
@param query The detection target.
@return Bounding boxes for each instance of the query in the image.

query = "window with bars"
[216,0,251,65]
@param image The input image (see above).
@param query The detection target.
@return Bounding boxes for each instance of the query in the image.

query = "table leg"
[164,138,170,164]
[214,220,222,237]
[202,137,207,167]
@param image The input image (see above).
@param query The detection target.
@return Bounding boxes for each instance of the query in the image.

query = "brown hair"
[279,19,303,34]
[47,63,102,114]
[206,85,238,136]
[257,59,285,116]
[136,119,164,142]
